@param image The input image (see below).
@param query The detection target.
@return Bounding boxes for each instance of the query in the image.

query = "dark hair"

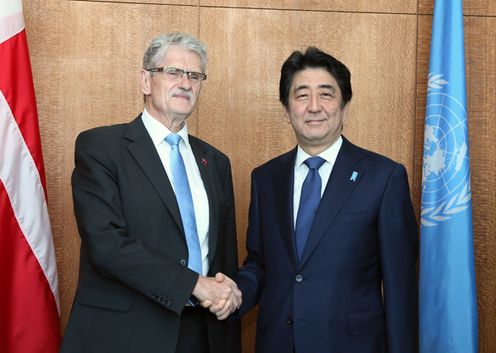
[279,47,352,108]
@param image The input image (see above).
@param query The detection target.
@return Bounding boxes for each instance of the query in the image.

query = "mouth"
[305,118,326,125]
[172,93,191,101]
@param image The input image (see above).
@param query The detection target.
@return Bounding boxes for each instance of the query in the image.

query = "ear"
[283,105,291,123]
[342,101,351,122]
[139,69,151,95]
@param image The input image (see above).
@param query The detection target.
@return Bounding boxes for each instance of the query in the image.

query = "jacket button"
[295,274,303,282]
[287,317,293,325]
[180,259,187,266]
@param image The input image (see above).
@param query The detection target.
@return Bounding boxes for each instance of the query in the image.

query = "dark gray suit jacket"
[61,115,240,353]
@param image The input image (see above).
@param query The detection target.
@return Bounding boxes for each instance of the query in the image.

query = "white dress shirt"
[293,136,343,228]
[141,109,210,275]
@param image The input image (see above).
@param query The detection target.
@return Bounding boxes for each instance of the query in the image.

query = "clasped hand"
[192,273,242,320]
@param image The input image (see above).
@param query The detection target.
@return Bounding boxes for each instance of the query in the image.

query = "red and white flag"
[0,1,61,352]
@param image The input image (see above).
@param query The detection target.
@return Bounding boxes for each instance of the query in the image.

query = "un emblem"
[421,73,472,227]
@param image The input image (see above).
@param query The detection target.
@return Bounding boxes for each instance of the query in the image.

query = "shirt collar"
[141,108,190,148]
[295,135,343,169]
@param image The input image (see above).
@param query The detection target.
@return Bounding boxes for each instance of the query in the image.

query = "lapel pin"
[201,158,208,167]
[350,171,359,182]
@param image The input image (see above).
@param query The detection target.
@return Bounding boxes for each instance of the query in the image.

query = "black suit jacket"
[236,137,418,353]
[61,116,240,353]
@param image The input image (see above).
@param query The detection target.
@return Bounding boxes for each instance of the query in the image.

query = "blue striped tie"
[294,156,325,259]
[165,134,202,275]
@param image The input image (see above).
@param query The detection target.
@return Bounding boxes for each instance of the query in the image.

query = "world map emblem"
[421,73,472,227]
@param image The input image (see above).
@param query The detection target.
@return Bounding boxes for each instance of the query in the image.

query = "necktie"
[294,156,326,259]
[165,134,202,275]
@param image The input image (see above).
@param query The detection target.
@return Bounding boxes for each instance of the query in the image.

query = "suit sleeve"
[378,163,419,353]
[221,158,239,277]
[72,130,198,315]
[235,170,265,315]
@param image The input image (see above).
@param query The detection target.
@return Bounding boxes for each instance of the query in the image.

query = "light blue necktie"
[294,156,325,259]
[165,134,202,275]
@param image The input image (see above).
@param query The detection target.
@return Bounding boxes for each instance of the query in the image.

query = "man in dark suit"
[60,33,241,353]
[232,47,418,353]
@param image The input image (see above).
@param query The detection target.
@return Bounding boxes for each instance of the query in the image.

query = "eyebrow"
[293,84,336,93]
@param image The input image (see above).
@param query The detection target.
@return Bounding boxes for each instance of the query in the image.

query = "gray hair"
[142,32,208,73]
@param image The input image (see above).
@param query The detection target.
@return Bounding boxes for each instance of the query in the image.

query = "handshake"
[192,273,242,320]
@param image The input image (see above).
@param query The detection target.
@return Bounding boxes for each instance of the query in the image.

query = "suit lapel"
[124,120,219,264]
[123,116,184,235]
[298,138,364,268]
[189,136,219,264]
[273,149,298,269]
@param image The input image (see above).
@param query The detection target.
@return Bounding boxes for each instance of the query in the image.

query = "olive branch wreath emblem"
[420,73,472,227]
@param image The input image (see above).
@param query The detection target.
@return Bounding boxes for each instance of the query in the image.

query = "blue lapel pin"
[350,171,359,182]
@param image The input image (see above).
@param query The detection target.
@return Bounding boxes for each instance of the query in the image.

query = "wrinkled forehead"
[160,46,204,71]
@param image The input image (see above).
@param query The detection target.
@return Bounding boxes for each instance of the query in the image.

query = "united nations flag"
[419,1,478,353]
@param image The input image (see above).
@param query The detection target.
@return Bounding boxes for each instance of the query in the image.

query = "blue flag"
[420,0,478,352]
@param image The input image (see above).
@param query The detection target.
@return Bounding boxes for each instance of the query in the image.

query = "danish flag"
[0,1,61,352]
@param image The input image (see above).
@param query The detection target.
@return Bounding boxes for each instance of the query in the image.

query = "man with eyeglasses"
[60,33,241,353]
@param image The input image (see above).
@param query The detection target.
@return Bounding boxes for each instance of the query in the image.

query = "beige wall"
[23,1,496,352]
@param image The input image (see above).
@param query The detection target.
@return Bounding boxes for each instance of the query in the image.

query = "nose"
[308,94,321,113]
[178,73,192,90]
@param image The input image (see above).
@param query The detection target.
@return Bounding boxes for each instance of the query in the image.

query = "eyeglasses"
[145,66,207,83]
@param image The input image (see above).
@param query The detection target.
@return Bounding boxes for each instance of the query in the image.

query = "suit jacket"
[60,116,240,353]
[236,137,418,353]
